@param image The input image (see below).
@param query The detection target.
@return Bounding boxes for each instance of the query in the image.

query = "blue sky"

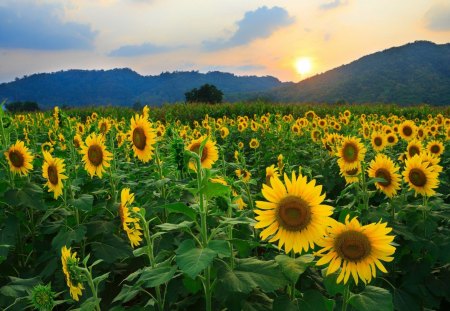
[0,0,449,82]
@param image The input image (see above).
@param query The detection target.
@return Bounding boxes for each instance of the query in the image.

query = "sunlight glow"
[294,57,312,76]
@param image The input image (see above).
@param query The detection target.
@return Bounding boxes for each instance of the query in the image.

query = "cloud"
[204,6,294,50]
[109,43,171,57]
[319,0,346,11]
[0,1,97,50]
[424,3,450,31]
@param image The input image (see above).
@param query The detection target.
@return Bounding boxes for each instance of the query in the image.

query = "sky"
[0,0,449,83]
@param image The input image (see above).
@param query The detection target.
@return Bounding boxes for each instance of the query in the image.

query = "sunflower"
[118,188,143,248]
[4,140,34,176]
[236,168,251,182]
[265,165,280,186]
[402,154,439,196]
[130,114,157,163]
[399,120,416,141]
[367,154,401,198]
[337,136,366,171]
[98,118,111,134]
[339,164,361,184]
[371,132,385,152]
[254,171,334,254]
[385,133,398,146]
[61,246,84,301]
[41,141,54,154]
[249,138,260,149]
[232,190,247,210]
[73,134,83,149]
[42,151,68,199]
[406,140,422,159]
[187,136,219,170]
[426,140,444,157]
[220,127,230,139]
[316,215,395,285]
[80,133,112,178]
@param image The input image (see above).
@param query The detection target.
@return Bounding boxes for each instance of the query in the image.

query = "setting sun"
[295,58,312,76]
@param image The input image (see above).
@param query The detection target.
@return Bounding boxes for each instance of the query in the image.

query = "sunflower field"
[0,101,449,311]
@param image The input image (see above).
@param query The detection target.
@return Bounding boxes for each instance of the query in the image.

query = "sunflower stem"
[289,251,296,300]
[342,284,351,311]
[80,267,101,311]
[155,146,168,222]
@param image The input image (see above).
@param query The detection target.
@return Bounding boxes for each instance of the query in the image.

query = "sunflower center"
[403,126,412,136]
[408,146,420,157]
[132,127,147,150]
[335,230,371,262]
[343,143,358,162]
[87,144,103,166]
[100,123,107,133]
[346,167,359,176]
[430,145,440,154]
[189,142,208,161]
[387,136,395,143]
[9,150,25,168]
[277,195,311,232]
[409,168,427,187]
[375,168,391,187]
[47,165,59,185]
[374,137,382,147]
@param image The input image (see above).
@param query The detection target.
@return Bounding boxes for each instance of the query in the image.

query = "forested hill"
[0,69,282,108]
[267,41,450,106]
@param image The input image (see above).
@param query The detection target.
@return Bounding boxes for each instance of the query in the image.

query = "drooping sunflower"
[254,171,334,254]
[61,246,84,301]
[402,154,439,196]
[220,127,230,139]
[118,188,143,248]
[426,140,444,157]
[80,133,112,178]
[4,140,34,176]
[406,140,422,159]
[370,132,386,152]
[129,114,157,162]
[339,164,361,184]
[236,168,251,182]
[398,120,416,141]
[265,164,280,186]
[186,136,219,170]
[316,215,395,285]
[337,136,366,171]
[42,151,68,199]
[367,154,401,198]
[249,138,260,149]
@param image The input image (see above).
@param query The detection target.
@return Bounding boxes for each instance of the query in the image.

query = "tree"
[185,84,223,104]
[5,101,40,112]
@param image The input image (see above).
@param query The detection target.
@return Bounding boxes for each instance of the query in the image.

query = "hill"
[267,41,450,106]
[0,69,281,108]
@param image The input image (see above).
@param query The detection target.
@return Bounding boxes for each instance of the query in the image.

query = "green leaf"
[208,240,231,258]
[229,239,259,257]
[69,194,94,212]
[175,239,217,279]
[93,272,110,286]
[217,257,289,294]
[275,254,314,284]
[348,286,394,311]
[157,221,194,232]
[182,276,202,294]
[203,181,230,198]
[138,265,177,288]
[161,202,197,221]
[91,234,133,263]
[273,295,300,311]
[51,225,87,251]
[220,216,256,226]
[0,215,19,259]
[321,268,346,296]
[299,290,335,311]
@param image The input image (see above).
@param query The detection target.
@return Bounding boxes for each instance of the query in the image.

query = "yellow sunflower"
[399,120,416,141]
[339,164,361,184]
[118,188,143,248]
[265,165,280,186]
[4,140,34,176]
[254,171,334,254]
[80,133,112,178]
[385,133,398,146]
[316,215,395,285]
[236,168,251,182]
[249,138,260,149]
[402,154,439,196]
[406,140,422,159]
[367,154,401,198]
[426,140,444,157]
[130,114,157,163]
[61,246,84,301]
[220,127,230,139]
[371,132,386,152]
[337,136,366,171]
[187,136,219,170]
[42,151,68,199]
[98,118,111,134]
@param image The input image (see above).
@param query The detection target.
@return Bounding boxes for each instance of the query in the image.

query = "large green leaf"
[299,290,335,311]
[161,202,197,221]
[348,286,393,311]
[90,234,133,263]
[218,257,289,294]
[208,239,231,258]
[69,194,94,212]
[203,181,231,198]
[321,268,346,296]
[0,215,19,260]
[175,239,217,279]
[275,254,314,284]
[138,265,177,288]
[157,221,194,232]
[51,225,87,251]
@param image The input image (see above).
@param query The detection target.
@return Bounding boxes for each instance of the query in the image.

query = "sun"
[294,57,312,75]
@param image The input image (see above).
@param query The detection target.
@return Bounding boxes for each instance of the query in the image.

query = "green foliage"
[185,83,224,104]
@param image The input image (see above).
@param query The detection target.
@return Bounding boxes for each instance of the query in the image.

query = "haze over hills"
[0,40,449,108]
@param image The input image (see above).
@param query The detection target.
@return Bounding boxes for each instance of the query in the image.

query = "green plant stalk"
[227,200,235,269]
[80,267,101,311]
[289,251,296,300]
[342,284,351,311]
[155,146,168,222]
[108,132,118,203]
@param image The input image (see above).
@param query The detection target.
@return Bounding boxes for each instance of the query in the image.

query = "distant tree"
[132,101,143,111]
[5,101,40,112]
[185,84,223,104]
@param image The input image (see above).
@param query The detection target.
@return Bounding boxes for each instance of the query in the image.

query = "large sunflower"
[254,171,334,254]
[406,140,422,159]
[4,140,34,176]
[402,154,439,196]
[80,133,112,178]
[186,136,219,170]
[130,114,156,162]
[367,154,401,198]
[398,120,416,141]
[337,136,366,171]
[316,215,395,285]
[426,140,444,157]
[42,151,68,199]
[61,246,84,301]
[118,188,143,248]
